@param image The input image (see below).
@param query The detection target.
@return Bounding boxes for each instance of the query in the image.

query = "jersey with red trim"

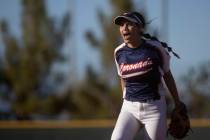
[114,39,170,101]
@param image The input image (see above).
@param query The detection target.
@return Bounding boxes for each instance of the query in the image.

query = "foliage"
[180,61,210,118]
[1,0,208,120]
[85,0,134,83]
[0,0,70,119]
[83,0,138,118]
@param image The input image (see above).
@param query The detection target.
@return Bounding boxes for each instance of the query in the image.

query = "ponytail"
[142,33,180,59]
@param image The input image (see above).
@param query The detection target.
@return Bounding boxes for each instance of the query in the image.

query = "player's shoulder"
[114,43,126,54]
[144,39,170,55]
[144,39,162,48]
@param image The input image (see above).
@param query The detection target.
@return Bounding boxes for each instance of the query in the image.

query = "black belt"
[140,96,160,103]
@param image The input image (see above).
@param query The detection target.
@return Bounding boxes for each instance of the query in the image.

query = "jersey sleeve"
[146,40,171,74]
[114,43,125,77]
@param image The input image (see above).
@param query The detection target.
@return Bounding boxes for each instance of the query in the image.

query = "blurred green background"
[0,0,210,121]
[1,0,210,139]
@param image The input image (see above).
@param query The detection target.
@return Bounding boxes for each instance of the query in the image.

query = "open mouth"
[123,33,131,38]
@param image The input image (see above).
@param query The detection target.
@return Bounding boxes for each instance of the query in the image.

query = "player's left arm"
[163,70,181,107]
[149,40,182,106]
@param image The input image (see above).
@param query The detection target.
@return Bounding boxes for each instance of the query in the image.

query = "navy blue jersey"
[114,39,170,101]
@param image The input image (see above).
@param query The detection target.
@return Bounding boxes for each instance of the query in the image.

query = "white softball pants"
[111,96,167,140]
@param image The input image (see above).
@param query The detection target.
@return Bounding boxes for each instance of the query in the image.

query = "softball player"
[111,12,182,140]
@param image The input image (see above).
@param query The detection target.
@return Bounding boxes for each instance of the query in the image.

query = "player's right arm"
[120,78,125,93]
[114,43,126,95]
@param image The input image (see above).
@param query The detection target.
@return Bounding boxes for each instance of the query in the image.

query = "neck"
[127,38,142,48]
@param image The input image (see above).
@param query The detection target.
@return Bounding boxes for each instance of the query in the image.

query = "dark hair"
[143,33,180,59]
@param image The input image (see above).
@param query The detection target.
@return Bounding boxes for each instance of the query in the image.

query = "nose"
[121,23,128,32]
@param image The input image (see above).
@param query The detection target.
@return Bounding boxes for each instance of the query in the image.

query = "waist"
[125,95,160,103]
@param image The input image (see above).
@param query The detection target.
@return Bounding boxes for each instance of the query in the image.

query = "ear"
[137,24,144,34]
[138,27,144,35]
[140,28,144,33]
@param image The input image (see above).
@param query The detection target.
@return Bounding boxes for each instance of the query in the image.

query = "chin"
[124,40,131,44]
[123,38,130,43]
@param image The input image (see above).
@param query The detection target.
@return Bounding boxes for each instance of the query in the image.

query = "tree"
[85,0,134,85]
[0,0,70,119]
[180,61,210,118]
[83,0,142,118]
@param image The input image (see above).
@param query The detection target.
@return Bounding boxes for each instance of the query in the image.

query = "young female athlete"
[111,11,182,140]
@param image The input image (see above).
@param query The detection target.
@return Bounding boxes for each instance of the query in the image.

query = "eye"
[127,23,135,29]
[118,22,124,26]
[126,21,133,26]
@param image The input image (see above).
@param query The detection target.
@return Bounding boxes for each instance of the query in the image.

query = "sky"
[0,0,210,83]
